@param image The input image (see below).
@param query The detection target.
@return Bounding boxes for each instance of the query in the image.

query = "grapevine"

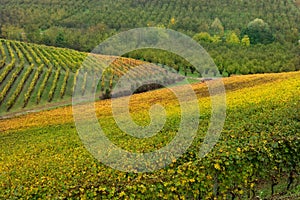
[48,67,61,102]
[60,69,70,98]
[23,64,44,107]
[36,65,53,104]
[6,64,34,111]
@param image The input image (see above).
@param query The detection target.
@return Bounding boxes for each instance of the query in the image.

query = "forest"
[0,0,299,51]
[1,0,299,77]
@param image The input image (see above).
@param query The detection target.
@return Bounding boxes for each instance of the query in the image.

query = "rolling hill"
[0,39,183,115]
[0,71,299,199]
[0,0,300,199]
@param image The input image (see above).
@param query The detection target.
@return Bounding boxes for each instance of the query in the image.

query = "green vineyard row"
[0,39,180,114]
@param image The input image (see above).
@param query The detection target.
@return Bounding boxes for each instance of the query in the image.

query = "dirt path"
[0,99,73,120]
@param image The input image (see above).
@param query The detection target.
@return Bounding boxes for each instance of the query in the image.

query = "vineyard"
[0,39,182,115]
[1,0,300,199]
[0,71,299,199]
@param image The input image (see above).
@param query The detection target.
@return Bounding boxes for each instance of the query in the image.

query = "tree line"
[0,0,299,77]
[125,43,300,77]
[0,0,299,51]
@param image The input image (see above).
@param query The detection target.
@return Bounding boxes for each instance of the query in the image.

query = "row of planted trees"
[193,31,251,46]
[125,42,300,78]
[1,0,299,52]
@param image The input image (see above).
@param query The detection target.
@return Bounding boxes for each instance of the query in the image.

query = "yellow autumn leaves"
[0,71,299,133]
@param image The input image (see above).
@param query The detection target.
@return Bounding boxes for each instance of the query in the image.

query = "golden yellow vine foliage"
[0,71,299,133]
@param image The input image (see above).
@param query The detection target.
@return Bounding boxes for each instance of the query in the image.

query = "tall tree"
[210,17,224,36]
[55,32,66,47]
[243,18,274,44]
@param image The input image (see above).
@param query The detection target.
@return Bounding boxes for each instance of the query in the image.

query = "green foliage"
[211,35,222,43]
[0,58,15,85]
[243,18,275,44]
[23,64,44,107]
[1,0,300,50]
[0,41,16,85]
[226,31,240,44]
[125,43,299,77]
[210,17,224,36]
[193,32,214,43]
[0,60,22,104]
[60,69,70,98]
[36,65,53,104]
[0,41,7,68]
[241,35,251,46]
[48,67,61,102]
[55,32,66,47]
[72,69,79,95]
[0,73,299,199]
[6,64,34,110]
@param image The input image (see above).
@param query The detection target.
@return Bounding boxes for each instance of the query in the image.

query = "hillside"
[1,39,298,117]
[0,71,299,199]
[0,0,299,51]
[1,1,299,80]
[0,39,182,115]
[0,1,300,198]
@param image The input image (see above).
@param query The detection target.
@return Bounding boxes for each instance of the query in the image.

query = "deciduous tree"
[243,18,274,44]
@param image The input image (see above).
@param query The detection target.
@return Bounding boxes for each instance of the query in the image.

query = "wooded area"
[0,0,299,51]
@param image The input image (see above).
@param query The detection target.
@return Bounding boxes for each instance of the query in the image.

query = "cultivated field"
[0,39,181,115]
[0,71,299,199]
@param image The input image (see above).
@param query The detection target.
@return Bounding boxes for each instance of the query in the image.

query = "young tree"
[24,24,41,43]
[226,32,240,44]
[241,35,251,46]
[210,17,224,36]
[226,63,239,76]
[285,28,299,44]
[198,22,209,32]
[212,35,222,43]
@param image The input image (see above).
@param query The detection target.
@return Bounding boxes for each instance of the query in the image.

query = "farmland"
[0,39,181,115]
[0,0,300,198]
[0,71,299,199]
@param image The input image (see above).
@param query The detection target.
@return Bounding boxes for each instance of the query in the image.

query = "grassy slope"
[0,71,299,198]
